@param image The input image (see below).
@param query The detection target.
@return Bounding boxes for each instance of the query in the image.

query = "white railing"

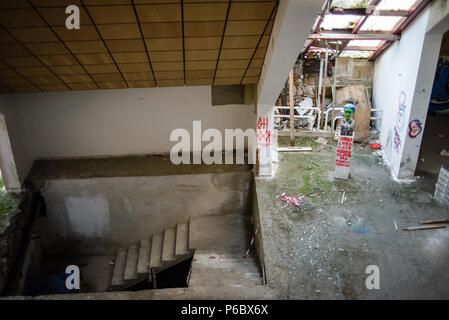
[274,105,381,133]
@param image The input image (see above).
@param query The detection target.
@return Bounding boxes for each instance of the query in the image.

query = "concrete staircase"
[110,221,192,290]
[187,215,269,293]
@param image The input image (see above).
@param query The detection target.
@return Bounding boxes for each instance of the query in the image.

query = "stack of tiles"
[434,164,449,209]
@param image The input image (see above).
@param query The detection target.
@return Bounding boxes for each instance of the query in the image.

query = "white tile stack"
[434,164,449,209]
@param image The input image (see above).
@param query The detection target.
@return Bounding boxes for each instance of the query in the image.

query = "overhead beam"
[368,0,432,61]
[345,46,379,51]
[308,32,400,41]
[331,8,410,16]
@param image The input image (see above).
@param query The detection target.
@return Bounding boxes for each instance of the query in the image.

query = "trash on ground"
[351,225,369,233]
[402,224,447,231]
[394,220,398,231]
[440,149,449,156]
[370,143,381,150]
[316,137,328,146]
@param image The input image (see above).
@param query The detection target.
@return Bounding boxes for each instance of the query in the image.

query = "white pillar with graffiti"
[257,105,276,178]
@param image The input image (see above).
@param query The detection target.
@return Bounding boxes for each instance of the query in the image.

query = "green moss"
[278,136,328,150]
[0,185,21,233]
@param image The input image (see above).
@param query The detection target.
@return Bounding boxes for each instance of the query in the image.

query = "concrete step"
[137,238,151,276]
[150,233,163,268]
[111,248,127,287]
[175,221,190,256]
[124,243,138,281]
[162,227,176,262]
[189,270,262,287]
[189,214,250,253]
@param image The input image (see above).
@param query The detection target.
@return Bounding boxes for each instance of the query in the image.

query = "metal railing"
[274,105,382,133]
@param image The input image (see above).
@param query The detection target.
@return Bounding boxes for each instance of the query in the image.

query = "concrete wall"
[373,7,442,178]
[38,170,252,256]
[0,96,32,185]
[0,86,256,183]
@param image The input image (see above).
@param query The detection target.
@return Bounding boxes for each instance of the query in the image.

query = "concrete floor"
[256,143,449,299]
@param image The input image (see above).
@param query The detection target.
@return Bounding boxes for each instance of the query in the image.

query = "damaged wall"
[0,86,256,183]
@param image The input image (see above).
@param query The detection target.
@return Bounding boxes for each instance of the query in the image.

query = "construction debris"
[434,164,449,209]
[277,147,313,152]
[402,224,447,231]
[419,218,449,224]
[315,137,328,145]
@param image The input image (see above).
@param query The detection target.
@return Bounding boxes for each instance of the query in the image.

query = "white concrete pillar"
[397,32,443,179]
[0,113,21,192]
[255,0,322,178]
[257,104,275,177]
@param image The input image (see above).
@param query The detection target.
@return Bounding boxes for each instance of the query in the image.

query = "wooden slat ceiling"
[0,0,278,93]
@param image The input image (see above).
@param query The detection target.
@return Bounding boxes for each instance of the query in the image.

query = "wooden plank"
[420,218,449,224]
[225,21,266,36]
[335,85,371,142]
[97,24,141,40]
[403,224,447,231]
[184,37,221,50]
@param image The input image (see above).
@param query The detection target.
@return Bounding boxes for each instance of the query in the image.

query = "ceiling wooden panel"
[0,0,278,93]
[136,4,182,22]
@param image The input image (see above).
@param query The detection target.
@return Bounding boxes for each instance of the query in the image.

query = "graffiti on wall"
[408,119,423,139]
[393,91,407,153]
[257,116,272,147]
[393,127,401,153]
[396,91,407,132]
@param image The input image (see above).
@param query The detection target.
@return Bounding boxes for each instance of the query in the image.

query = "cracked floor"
[256,144,449,299]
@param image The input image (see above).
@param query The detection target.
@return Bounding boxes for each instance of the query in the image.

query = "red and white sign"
[335,135,353,180]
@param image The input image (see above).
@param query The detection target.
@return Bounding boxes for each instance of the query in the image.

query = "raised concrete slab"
[111,248,127,287]
[189,214,250,253]
[150,233,163,268]
[124,244,138,281]
[137,238,151,276]
[31,285,279,300]
[175,222,190,256]
[162,227,176,262]
[189,251,262,288]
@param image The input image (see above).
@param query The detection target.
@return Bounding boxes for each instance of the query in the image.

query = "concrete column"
[257,105,275,177]
[0,113,21,192]
[255,0,321,178]
[374,2,449,180]
[397,32,443,179]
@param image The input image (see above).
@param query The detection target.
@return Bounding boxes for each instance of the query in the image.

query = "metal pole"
[321,43,329,130]
[330,42,339,143]
[317,56,324,129]
[289,69,295,145]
